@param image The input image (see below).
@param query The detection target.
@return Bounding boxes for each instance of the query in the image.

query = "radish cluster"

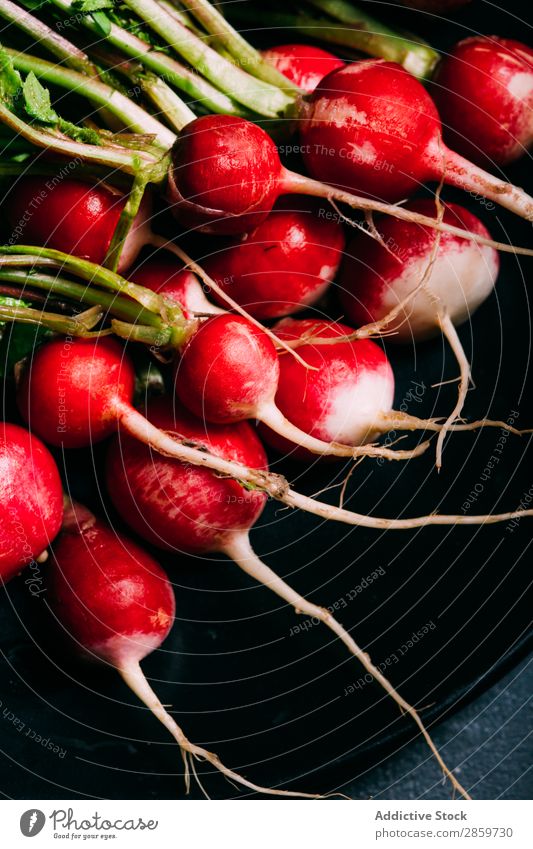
[2,0,533,804]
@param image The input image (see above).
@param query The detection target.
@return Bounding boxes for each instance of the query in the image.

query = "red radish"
[174,313,420,460]
[7,178,153,275]
[0,422,63,583]
[48,501,310,797]
[339,199,501,466]
[15,335,333,490]
[434,36,533,168]
[261,44,344,93]
[258,319,395,459]
[129,253,223,318]
[167,113,533,241]
[16,336,531,533]
[298,60,533,213]
[105,396,471,800]
[203,197,345,319]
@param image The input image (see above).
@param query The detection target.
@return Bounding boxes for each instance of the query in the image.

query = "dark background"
[0,0,532,800]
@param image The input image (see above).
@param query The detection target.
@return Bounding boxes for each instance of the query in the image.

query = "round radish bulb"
[174,313,405,460]
[261,44,345,93]
[168,113,533,239]
[434,36,533,168]
[0,422,63,583]
[17,336,136,449]
[204,198,345,319]
[7,178,152,274]
[340,200,500,340]
[106,398,267,556]
[339,199,500,466]
[15,336,296,499]
[48,502,300,797]
[106,397,470,800]
[258,319,395,460]
[129,254,223,318]
[298,60,533,214]
[49,504,176,668]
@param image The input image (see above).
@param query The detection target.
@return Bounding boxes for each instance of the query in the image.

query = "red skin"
[300,60,445,202]
[261,44,345,93]
[204,197,345,319]
[259,319,394,459]
[7,178,151,273]
[49,508,175,667]
[339,199,499,336]
[0,423,63,583]
[129,256,206,318]
[106,398,267,554]
[168,115,283,235]
[174,314,279,423]
[434,36,533,167]
[17,337,135,449]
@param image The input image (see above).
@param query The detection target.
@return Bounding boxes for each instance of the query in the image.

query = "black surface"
[0,0,532,800]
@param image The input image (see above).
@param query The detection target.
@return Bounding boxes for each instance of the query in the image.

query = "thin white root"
[148,236,316,370]
[259,402,431,462]
[119,662,323,798]
[373,411,531,438]
[435,313,471,470]
[224,533,471,801]
[121,402,533,530]
[286,171,533,257]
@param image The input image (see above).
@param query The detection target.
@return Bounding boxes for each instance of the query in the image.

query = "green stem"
[88,47,195,131]
[229,2,438,80]
[49,0,252,117]
[0,246,164,312]
[6,49,176,147]
[104,173,149,272]
[121,0,294,116]
[0,269,160,325]
[0,101,157,174]
[0,0,95,75]
[175,0,302,92]
[0,301,104,335]
[307,0,439,78]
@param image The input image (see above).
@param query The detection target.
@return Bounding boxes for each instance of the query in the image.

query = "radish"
[433,36,533,168]
[16,336,533,532]
[167,113,533,241]
[298,60,533,215]
[7,178,153,275]
[48,501,313,797]
[129,253,223,318]
[174,312,433,461]
[261,44,344,93]
[339,199,502,466]
[257,318,395,459]
[174,311,510,461]
[203,197,345,319]
[106,396,471,799]
[0,422,63,583]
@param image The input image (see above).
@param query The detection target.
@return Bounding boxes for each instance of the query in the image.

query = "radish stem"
[177,0,302,91]
[121,0,294,116]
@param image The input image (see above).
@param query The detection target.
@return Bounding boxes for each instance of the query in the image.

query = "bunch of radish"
[0,0,532,803]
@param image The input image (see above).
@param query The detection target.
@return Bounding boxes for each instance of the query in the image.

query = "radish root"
[148,235,316,369]
[225,532,471,801]
[120,662,322,798]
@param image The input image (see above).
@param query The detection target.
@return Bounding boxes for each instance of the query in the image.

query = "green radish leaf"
[90,10,112,36]
[22,72,58,124]
[0,322,52,379]
[0,47,23,109]
[73,0,113,10]
[57,118,101,145]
